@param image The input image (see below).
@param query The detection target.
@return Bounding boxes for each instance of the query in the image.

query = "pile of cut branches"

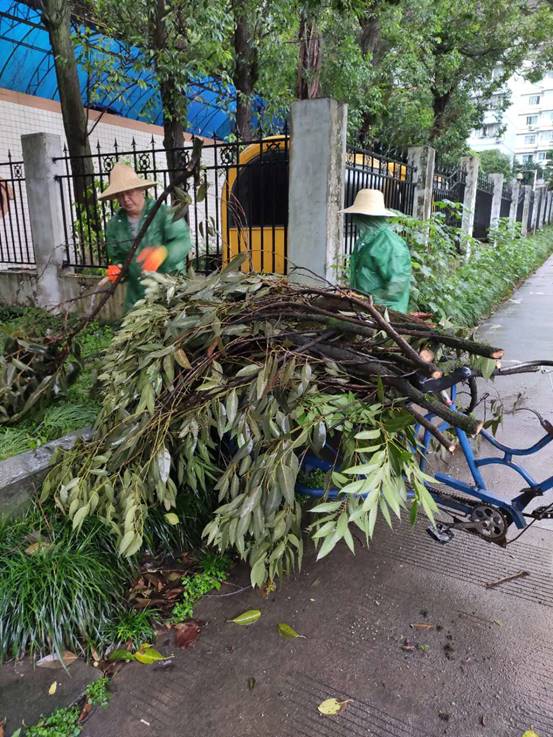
[41,259,504,586]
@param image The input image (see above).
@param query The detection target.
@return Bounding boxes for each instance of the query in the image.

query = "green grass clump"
[101,609,156,649]
[172,553,229,622]
[0,505,132,661]
[25,706,81,737]
[85,676,111,708]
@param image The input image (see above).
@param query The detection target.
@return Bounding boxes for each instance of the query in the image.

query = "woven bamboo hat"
[340,188,395,217]
[98,163,156,200]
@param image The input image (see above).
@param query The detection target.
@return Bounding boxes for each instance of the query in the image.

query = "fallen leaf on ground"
[317,698,352,716]
[78,702,93,723]
[134,645,167,665]
[247,677,256,690]
[522,731,539,737]
[37,651,78,669]
[0,719,4,737]
[277,623,306,639]
[174,621,201,648]
[48,681,57,695]
[227,609,261,625]
[401,641,416,652]
[25,541,53,556]
[410,623,433,631]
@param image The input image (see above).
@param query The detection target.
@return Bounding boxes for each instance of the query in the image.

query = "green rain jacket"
[349,216,412,313]
[106,198,192,311]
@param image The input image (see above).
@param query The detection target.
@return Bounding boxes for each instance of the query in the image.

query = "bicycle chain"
[425,483,481,512]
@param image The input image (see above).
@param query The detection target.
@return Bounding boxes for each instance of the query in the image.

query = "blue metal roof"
[0,0,263,139]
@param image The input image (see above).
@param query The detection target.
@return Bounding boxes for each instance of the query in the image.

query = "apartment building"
[467,71,553,174]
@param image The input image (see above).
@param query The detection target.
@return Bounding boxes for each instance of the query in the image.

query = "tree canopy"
[52,0,553,160]
[476,150,513,180]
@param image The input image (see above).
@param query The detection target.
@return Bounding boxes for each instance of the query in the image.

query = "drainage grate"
[376,521,553,607]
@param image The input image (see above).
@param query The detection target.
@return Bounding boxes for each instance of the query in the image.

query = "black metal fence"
[344,146,416,254]
[432,167,466,205]
[500,182,512,220]
[0,153,34,266]
[516,190,525,222]
[54,136,289,274]
[431,165,466,226]
[473,173,494,240]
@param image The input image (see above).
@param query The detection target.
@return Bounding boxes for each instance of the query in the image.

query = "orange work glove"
[106,264,122,283]
[137,246,168,272]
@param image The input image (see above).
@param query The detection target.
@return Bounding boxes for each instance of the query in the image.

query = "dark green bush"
[0,505,132,660]
[396,214,553,326]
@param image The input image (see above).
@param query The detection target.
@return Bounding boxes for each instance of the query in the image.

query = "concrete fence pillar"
[407,145,435,220]
[21,133,65,310]
[489,173,504,232]
[508,178,520,230]
[534,187,542,230]
[460,155,479,250]
[547,191,553,224]
[521,185,532,236]
[287,98,348,284]
[530,188,540,233]
[539,187,547,229]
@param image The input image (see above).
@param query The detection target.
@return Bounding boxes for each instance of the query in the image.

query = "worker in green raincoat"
[341,189,411,313]
[99,163,191,312]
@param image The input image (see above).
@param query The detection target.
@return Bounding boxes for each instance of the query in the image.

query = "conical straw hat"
[340,188,396,217]
[98,163,156,200]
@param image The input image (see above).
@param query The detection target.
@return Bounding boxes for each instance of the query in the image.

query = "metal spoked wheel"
[470,504,510,543]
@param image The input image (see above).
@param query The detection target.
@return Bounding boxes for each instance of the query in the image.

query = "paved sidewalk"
[84,257,553,737]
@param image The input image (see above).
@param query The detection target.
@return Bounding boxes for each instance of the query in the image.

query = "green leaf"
[236,364,260,378]
[134,645,166,665]
[309,501,342,513]
[228,609,261,625]
[277,622,306,639]
[316,531,340,560]
[250,556,267,588]
[164,513,180,526]
[317,698,351,715]
[108,649,135,662]
[355,429,381,440]
[72,502,90,531]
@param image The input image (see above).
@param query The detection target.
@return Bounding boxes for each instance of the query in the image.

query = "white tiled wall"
[0,97,165,161]
[0,93,225,274]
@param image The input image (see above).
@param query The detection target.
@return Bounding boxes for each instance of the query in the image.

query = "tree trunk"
[356,10,384,145]
[429,89,451,144]
[232,0,258,140]
[152,0,187,188]
[296,10,321,100]
[41,0,94,211]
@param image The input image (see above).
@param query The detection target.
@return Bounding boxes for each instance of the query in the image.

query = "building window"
[537,151,547,161]
[490,94,506,109]
[522,154,534,164]
[480,123,499,138]
[526,115,539,126]
[524,134,537,144]
[529,95,541,105]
